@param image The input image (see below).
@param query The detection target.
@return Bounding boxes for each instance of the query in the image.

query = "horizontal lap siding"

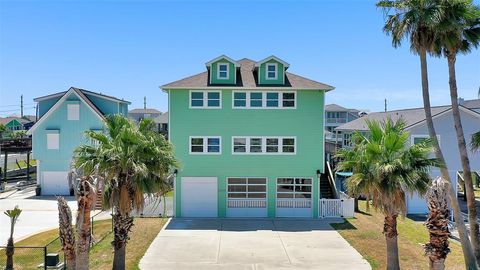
[170,89,324,217]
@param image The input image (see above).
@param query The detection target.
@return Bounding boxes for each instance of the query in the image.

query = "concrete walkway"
[140,218,371,270]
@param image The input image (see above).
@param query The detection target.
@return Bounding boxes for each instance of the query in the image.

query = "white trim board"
[255,55,290,68]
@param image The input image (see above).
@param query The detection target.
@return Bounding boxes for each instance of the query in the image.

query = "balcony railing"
[326,118,347,124]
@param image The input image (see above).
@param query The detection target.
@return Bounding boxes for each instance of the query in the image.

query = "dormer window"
[217,63,229,80]
[266,63,277,80]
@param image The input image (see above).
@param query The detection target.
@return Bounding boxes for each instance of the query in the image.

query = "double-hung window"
[217,63,229,79]
[190,91,221,109]
[232,136,296,155]
[190,136,221,154]
[232,91,295,109]
[266,63,277,80]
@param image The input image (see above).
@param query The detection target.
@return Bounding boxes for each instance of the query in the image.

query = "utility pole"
[21,95,24,118]
[144,96,147,110]
[384,98,387,112]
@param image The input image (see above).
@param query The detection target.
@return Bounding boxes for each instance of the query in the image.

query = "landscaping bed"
[332,201,465,269]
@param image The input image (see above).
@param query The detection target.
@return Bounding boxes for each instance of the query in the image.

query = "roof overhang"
[34,87,131,105]
[27,87,106,135]
[255,55,290,69]
[205,55,240,68]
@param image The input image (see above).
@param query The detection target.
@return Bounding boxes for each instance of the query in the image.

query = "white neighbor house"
[335,99,480,214]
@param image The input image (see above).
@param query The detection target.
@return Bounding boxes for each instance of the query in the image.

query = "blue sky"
[0,0,479,117]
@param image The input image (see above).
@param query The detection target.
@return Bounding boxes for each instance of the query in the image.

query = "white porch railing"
[319,197,354,218]
[276,199,312,208]
[227,199,267,208]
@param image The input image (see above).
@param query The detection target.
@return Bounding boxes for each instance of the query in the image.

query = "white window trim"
[217,62,230,80]
[189,136,222,155]
[231,136,296,155]
[232,90,296,109]
[266,63,278,80]
[410,134,441,145]
[189,90,222,109]
[275,177,313,200]
[47,132,60,150]
[226,177,268,200]
[67,104,80,121]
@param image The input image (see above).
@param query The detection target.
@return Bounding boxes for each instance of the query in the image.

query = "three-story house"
[162,55,335,218]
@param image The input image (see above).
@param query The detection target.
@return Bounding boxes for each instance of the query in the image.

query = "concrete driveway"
[0,187,77,244]
[140,218,371,270]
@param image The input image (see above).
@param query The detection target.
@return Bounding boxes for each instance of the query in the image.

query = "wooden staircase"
[320,173,335,199]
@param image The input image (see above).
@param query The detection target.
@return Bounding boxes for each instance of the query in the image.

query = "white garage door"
[181,177,218,217]
[276,178,313,218]
[42,171,69,195]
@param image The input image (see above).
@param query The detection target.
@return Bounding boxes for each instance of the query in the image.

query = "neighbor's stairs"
[94,189,103,210]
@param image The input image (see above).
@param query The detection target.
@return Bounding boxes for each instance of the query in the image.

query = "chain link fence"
[0,211,113,270]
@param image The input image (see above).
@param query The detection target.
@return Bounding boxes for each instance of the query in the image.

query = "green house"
[162,55,336,218]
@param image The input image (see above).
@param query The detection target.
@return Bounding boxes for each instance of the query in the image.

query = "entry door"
[181,177,218,217]
[276,178,312,217]
[42,171,69,195]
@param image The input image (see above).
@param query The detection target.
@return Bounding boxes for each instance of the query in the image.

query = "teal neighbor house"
[162,55,348,218]
[27,87,130,195]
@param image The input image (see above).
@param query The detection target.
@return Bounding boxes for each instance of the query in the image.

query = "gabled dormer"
[255,56,289,85]
[205,55,240,85]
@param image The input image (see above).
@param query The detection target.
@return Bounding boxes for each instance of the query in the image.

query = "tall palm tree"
[431,0,480,259]
[337,119,438,270]
[377,0,478,267]
[73,115,177,270]
[4,206,22,270]
[75,176,96,270]
[472,131,480,152]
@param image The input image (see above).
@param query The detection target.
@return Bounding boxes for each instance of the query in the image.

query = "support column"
[26,151,30,182]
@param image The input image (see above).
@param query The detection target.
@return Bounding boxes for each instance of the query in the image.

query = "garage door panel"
[226,177,267,218]
[42,171,69,195]
[181,177,218,217]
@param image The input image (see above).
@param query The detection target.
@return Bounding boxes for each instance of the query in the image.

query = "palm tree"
[425,177,451,270]
[73,115,177,270]
[377,0,478,267]
[4,205,22,270]
[472,131,480,152]
[57,196,76,270]
[431,0,480,259]
[0,124,7,139]
[75,176,96,270]
[337,119,438,270]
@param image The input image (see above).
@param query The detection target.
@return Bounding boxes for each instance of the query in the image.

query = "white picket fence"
[318,198,355,218]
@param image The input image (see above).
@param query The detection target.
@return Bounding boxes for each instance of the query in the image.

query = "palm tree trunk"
[5,237,14,270]
[430,259,446,270]
[384,214,400,270]
[447,52,480,261]
[419,49,478,269]
[76,178,95,270]
[57,197,76,270]
[112,209,134,270]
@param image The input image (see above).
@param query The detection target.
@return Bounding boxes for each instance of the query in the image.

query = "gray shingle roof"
[34,87,131,104]
[325,104,360,112]
[154,112,168,124]
[129,108,162,114]
[161,58,334,91]
[335,106,450,131]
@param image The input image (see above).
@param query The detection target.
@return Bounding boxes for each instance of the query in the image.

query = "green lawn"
[164,190,173,198]
[6,159,37,171]
[0,219,111,270]
[332,201,465,270]
[0,218,165,270]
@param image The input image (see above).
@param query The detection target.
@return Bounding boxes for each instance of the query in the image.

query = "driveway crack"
[216,219,223,264]
[272,219,292,264]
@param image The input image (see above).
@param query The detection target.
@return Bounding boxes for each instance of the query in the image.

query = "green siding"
[210,58,236,85]
[258,59,285,85]
[170,89,325,218]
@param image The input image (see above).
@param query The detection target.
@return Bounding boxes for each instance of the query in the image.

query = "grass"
[89,218,167,270]
[0,219,112,270]
[1,218,165,270]
[164,190,173,198]
[331,201,465,270]
[6,159,37,171]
